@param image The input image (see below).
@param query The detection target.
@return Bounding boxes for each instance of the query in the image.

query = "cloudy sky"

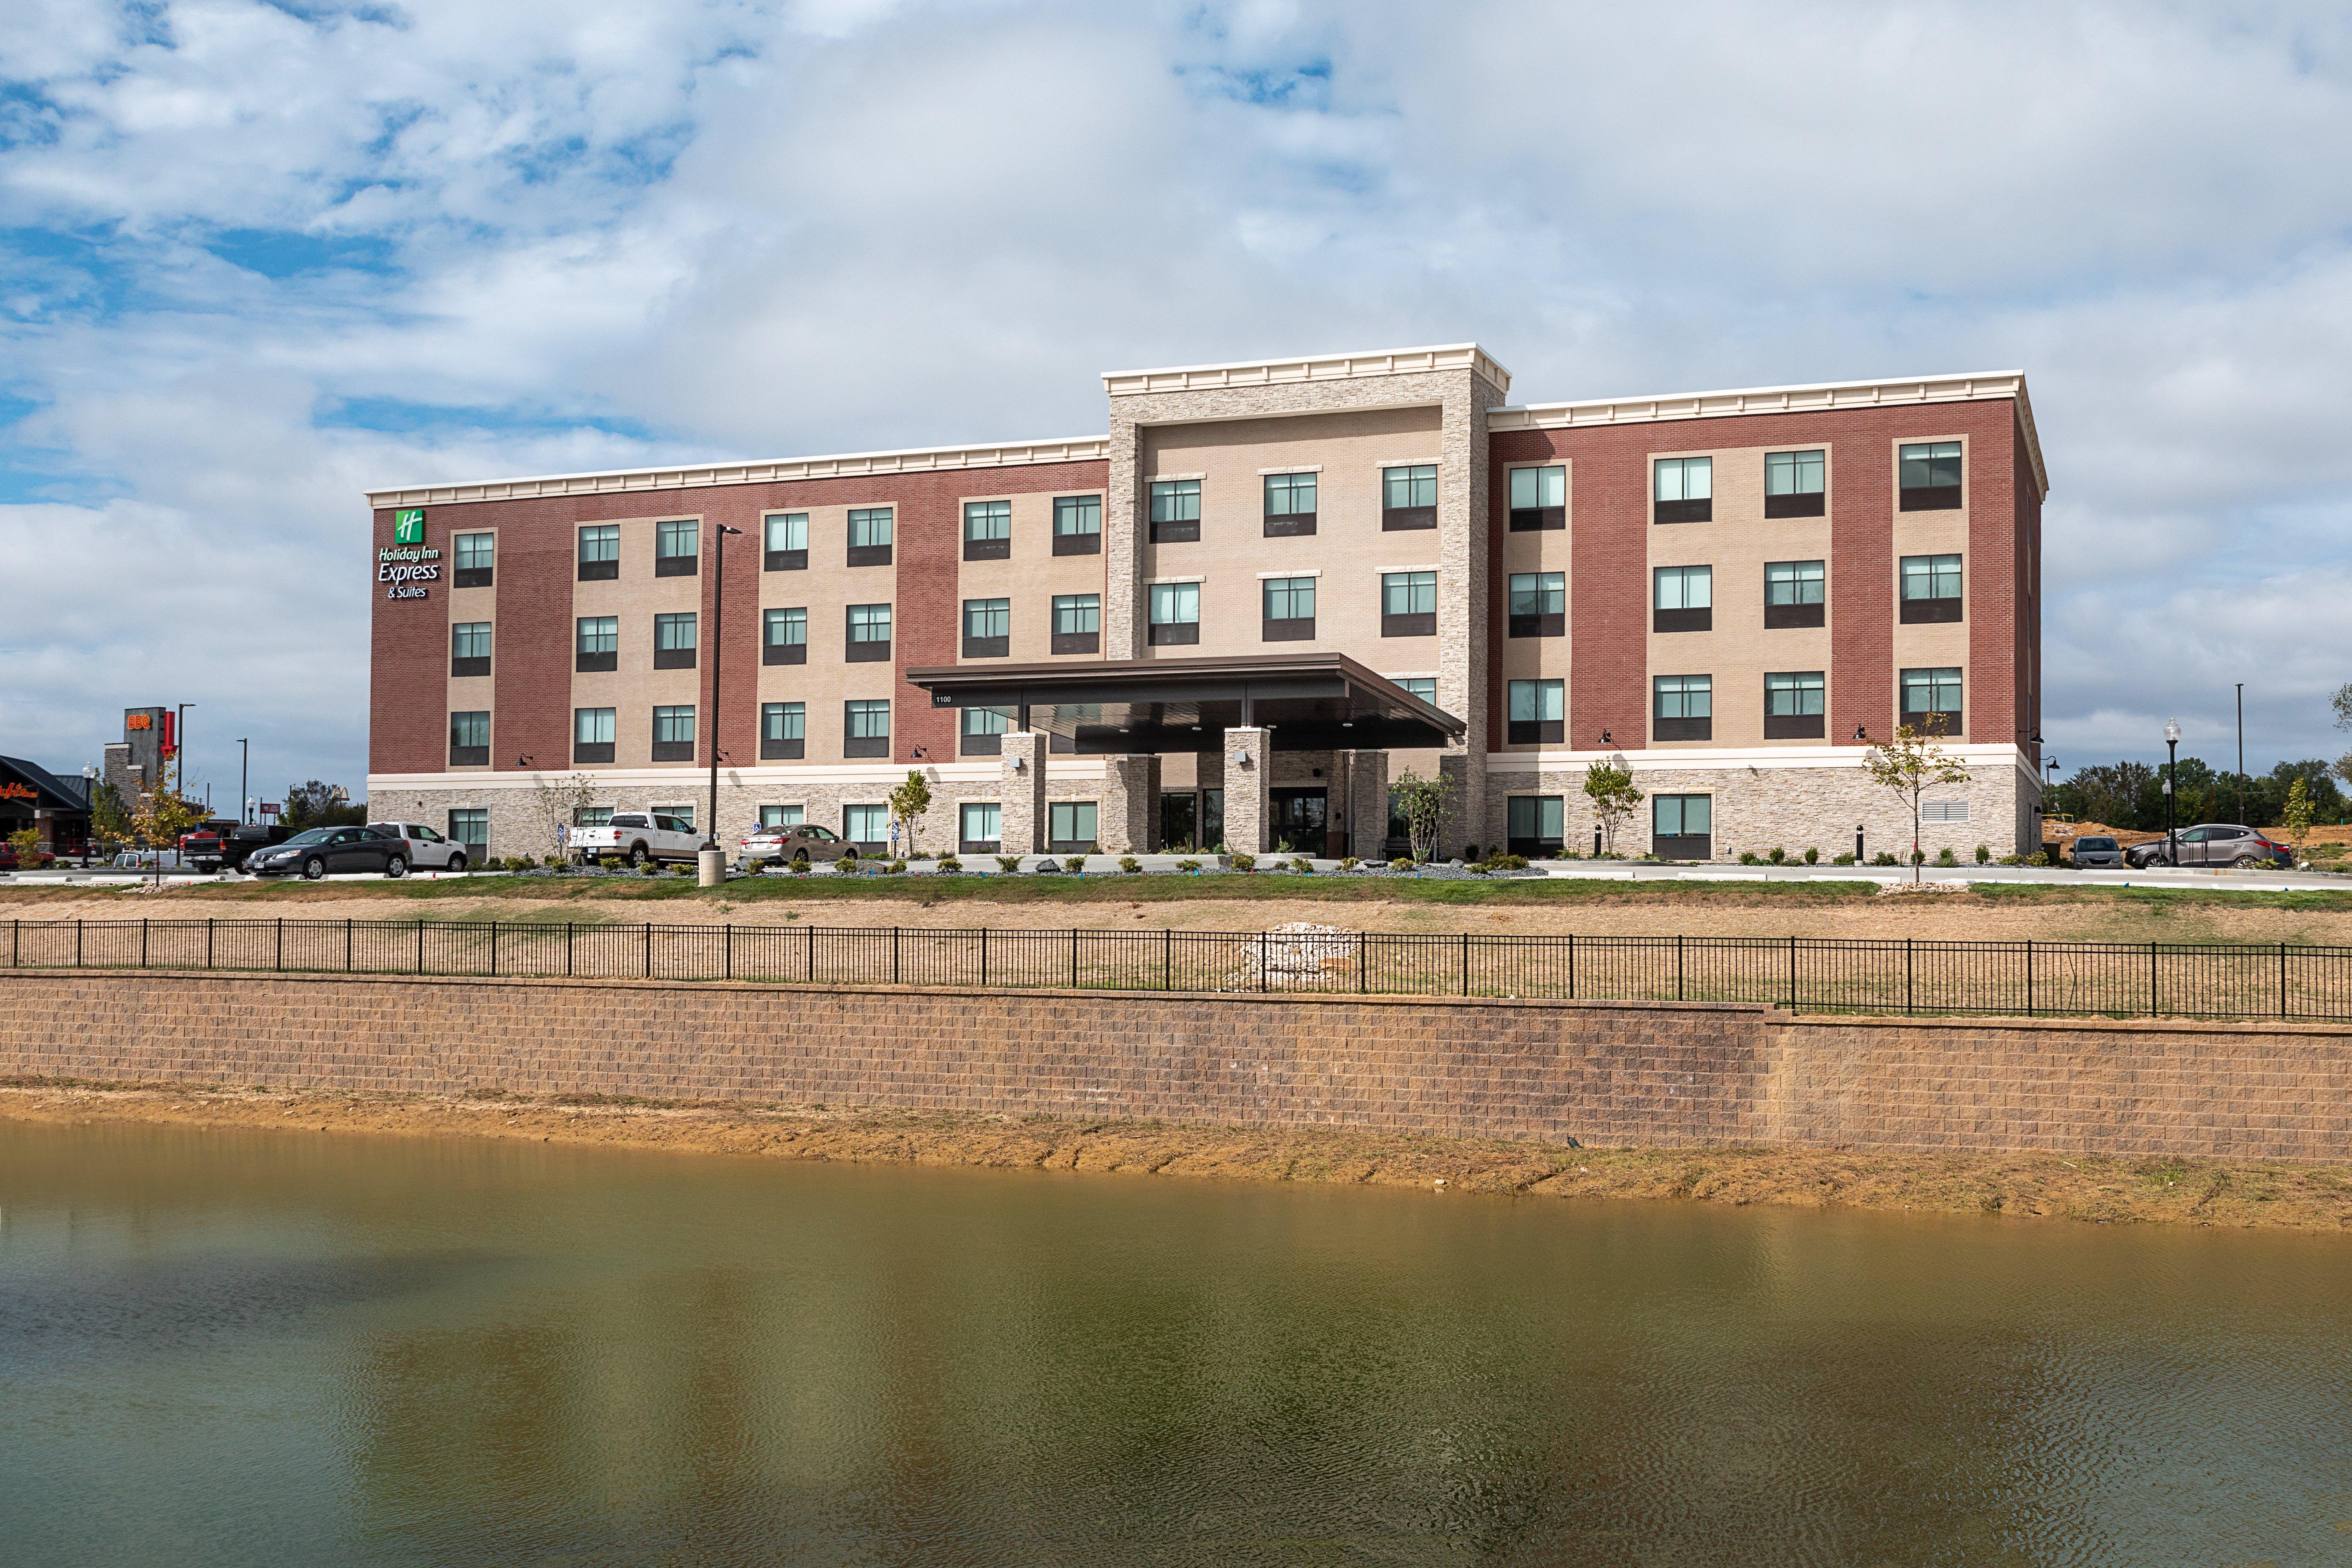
[5,0,2351,804]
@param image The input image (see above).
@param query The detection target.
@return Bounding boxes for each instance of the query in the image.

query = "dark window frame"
[846,604,892,663]
[843,700,891,759]
[1508,464,1566,531]
[447,710,490,768]
[653,520,700,577]
[846,508,894,567]
[1899,441,1964,511]
[1149,479,1201,544]
[452,531,495,589]
[577,525,620,581]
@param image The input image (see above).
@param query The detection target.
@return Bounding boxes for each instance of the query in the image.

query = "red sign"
[0,783,34,802]
[126,714,152,731]
[260,802,280,816]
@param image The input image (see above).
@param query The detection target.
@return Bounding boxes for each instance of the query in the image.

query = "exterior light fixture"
[1599,730,1612,746]
[1231,749,1250,768]
[517,754,534,767]
[1852,725,1867,741]
[1010,755,1026,772]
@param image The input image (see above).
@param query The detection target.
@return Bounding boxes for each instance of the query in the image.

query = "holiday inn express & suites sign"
[380,508,439,600]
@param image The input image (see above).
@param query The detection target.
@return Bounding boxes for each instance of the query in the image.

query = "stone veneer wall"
[4,972,2343,1163]
[1482,759,2030,861]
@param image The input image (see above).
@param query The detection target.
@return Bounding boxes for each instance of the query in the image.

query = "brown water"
[0,1122,2346,1566]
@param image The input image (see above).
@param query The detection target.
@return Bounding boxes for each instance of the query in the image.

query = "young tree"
[1861,723,1973,882]
[2284,776,2315,861]
[528,772,600,861]
[131,752,209,881]
[888,769,934,855]
[1582,758,1643,855]
[1390,768,1455,863]
[90,781,131,857]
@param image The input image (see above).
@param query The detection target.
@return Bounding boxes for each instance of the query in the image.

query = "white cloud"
[4,0,2352,794]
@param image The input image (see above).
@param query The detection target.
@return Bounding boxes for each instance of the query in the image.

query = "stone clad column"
[1100,755,1159,853]
[999,730,1049,854]
[1344,749,1389,861]
[1222,727,1272,854]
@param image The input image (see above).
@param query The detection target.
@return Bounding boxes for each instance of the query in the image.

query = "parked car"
[737,823,857,868]
[2068,835,2127,868]
[247,825,413,880]
[2125,824,2295,870]
[368,821,472,872]
[570,812,703,866]
[0,842,56,872]
[111,848,192,870]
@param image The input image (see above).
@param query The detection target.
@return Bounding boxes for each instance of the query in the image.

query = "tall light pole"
[175,702,194,799]
[237,739,250,825]
[2164,719,2181,865]
[2235,683,2245,824]
[704,523,743,855]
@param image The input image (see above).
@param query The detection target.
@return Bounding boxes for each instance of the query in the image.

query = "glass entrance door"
[1159,792,1199,852]
[1268,788,1328,855]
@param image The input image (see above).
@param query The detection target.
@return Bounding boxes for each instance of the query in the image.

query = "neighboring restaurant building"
[364,344,2046,862]
[0,755,92,852]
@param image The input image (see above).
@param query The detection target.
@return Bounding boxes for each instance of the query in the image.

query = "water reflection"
[2,1122,2346,1566]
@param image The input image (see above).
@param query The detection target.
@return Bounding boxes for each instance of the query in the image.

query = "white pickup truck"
[570,811,704,866]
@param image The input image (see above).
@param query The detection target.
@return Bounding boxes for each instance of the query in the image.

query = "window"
[1148,582,1199,645]
[1053,495,1102,556]
[847,507,893,567]
[572,707,615,764]
[1901,667,1963,735]
[1652,566,1711,633]
[763,606,807,665]
[1052,593,1100,655]
[1764,671,1826,739]
[847,603,892,662]
[655,519,698,577]
[1509,571,1566,637]
[763,512,808,571]
[1263,472,1317,536]
[576,615,618,672]
[1397,676,1438,704]
[1048,801,1098,853]
[573,807,611,828]
[1654,457,1712,524]
[963,597,1010,658]
[1653,674,1712,740]
[760,701,805,760]
[844,803,890,849]
[454,531,494,588]
[577,524,619,581]
[1506,795,1565,857]
[447,808,488,856]
[1383,464,1438,530]
[1382,571,1437,637]
[450,621,492,677]
[448,710,489,767]
[844,698,890,758]
[1652,794,1712,858]
[963,500,1011,561]
[1506,679,1564,745]
[654,611,697,669]
[1765,560,1826,628]
[1900,553,1963,623]
[652,705,696,761]
[1508,465,1565,531]
[758,804,803,829]
[1262,576,1315,641]
[960,801,1003,853]
[1150,479,1200,543]
[1765,449,1826,517]
[1899,441,1963,510]
[961,705,1012,757]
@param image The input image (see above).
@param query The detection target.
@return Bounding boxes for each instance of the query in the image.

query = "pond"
[1,1121,2345,1565]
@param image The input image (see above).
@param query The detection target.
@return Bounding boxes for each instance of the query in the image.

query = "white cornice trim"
[1103,342,1512,399]
[366,436,1112,511]
[1490,371,2047,499]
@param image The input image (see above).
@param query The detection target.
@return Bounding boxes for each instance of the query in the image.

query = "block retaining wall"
[2,972,2343,1162]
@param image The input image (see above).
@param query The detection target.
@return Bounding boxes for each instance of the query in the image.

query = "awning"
[905,652,1464,755]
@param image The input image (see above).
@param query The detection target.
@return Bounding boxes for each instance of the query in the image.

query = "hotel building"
[365,344,2046,862]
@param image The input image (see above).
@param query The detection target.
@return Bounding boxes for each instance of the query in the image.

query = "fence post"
[274,918,282,973]
[1460,932,1469,997]
[894,927,902,987]
[725,924,734,983]
[2150,941,2158,1016]
[141,918,148,969]
[77,918,83,968]
[1789,933,1797,1011]
[2025,938,2033,1017]
[1358,930,1367,993]
[345,917,353,973]
[2280,941,2289,1019]
[1567,932,1575,1000]
[1071,927,1079,990]
[980,926,989,988]
[1676,933,1684,1001]
[1164,927,1172,992]
[416,920,425,975]
[807,924,815,984]
[10,919,16,968]
[207,917,214,970]
[1265,933,1272,994]
[566,922,574,978]
[643,922,652,979]
[489,922,498,977]
[1905,936,1913,1015]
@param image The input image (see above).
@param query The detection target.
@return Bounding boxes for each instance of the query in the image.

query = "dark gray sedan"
[2125,825,2295,870]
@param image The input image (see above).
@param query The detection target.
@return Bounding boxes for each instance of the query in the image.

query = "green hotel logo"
[393,508,425,545]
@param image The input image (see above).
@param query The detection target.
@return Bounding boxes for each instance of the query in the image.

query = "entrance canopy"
[906,652,1463,755]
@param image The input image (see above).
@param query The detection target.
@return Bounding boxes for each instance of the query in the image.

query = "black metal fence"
[9,917,2352,1020]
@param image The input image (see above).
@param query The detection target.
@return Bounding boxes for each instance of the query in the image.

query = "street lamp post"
[237,739,250,825]
[176,702,193,798]
[2235,683,2245,825]
[2164,719,2181,865]
[703,525,743,875]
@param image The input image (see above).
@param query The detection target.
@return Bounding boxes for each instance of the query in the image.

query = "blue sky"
[5,0,2352,803]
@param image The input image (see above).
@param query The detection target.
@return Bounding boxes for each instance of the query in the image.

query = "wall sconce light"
[1852,725,1867,742]
[1599,730,1612,746]
[517,754,534,767]
[1010,755,1026,772]
[1231,749,1251,768]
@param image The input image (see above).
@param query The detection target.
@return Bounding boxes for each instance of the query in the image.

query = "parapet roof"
[366,356,2044,507]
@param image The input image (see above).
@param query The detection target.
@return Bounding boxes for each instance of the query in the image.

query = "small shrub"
[1739,852,1761,865]
[599,855,624,870]
[1389,857,1414,872]
[1935,846,1959,866]
[790,860,810,875]
[1175,859,1202,873]
[1462,844,1480,862]
[995,855,1021,874]
[1497,853,1529,870]
[1470,861,1492,875]
[1871,851,1899,867]
[1230,852,1257,872]
[670,862,694,876]
[839,848,860,865]
[1767,846,1786,865]
[1034,857,1061,874]
[1803,846,1819,865]
[1975,843,1992,864]
[1288,856,1312,874]
[2026,850,2052,867]
[1831,852,1856,866]
[937,856,962,874]
[1998,853,2023,866]
[640,861,663,876]
[1338,856,1360,872]
[1119,856,1141,874]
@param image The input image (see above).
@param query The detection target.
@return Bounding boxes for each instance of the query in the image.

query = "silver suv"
[2125,824,2294,870]
[367,822,472,872]
[2068,835,2126,868]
